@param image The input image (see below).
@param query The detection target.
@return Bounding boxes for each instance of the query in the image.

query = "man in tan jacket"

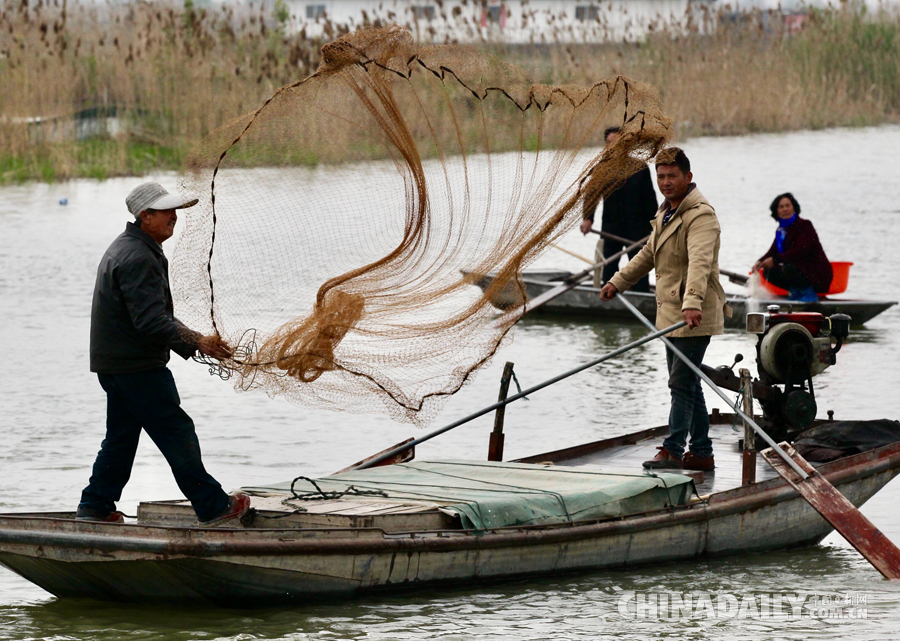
[599,148,727,471]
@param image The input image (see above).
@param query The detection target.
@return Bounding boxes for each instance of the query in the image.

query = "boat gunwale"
[1,440,898,557]
[516,274,899,305]
[472,271,899,307]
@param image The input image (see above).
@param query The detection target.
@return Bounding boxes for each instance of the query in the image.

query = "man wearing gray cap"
[76,182,251,526]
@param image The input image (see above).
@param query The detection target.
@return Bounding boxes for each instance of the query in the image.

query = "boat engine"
[703,306,851,443]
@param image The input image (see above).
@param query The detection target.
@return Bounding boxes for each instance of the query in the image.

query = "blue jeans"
[662,336,713,459]
[79,367,229,522]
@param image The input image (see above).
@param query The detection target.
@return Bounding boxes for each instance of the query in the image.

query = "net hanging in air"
[173,26,671,425]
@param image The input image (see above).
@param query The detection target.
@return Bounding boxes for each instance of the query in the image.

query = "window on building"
[412,5,436,20]
[306,4,326,19]
[575,5,599,21]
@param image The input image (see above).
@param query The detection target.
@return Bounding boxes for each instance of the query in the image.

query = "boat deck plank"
[137,493,453,531]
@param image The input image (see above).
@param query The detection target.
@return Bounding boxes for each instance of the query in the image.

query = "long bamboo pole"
[353,320,686,470]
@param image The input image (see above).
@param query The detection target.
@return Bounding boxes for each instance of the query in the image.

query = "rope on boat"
[730,385,745,432]
[264,476,392,518]
[643,472,677,516]
[510,369,529,401]
[289,475,389,501]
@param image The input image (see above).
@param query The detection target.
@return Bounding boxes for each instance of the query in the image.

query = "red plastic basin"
[758,261,852,297]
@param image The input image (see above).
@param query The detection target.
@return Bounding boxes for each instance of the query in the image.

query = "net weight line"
[353,320,687,470]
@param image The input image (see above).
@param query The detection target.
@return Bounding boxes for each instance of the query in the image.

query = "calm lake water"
[1,125,899,639]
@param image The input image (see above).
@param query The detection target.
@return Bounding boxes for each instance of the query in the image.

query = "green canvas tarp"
[245,460,695,530]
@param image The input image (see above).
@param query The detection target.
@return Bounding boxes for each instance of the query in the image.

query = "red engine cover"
[768,312,825,336]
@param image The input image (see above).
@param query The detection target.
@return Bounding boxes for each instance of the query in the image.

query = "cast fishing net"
[172,25,671,425]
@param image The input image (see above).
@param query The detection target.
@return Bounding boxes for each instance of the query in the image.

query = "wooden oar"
[762,443,900,579]
[615,293,900,579]
[497,234,650,324]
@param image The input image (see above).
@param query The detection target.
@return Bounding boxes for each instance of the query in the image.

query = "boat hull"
[472,273,897,327]
[1,442,898,605]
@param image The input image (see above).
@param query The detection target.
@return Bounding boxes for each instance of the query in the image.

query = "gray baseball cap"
[126,182,199,217]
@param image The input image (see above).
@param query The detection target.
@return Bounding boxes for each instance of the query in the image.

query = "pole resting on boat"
[353,320,688,471]
[614,293,808,479]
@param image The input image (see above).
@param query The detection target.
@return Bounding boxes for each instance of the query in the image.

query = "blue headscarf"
[775,213,798,253]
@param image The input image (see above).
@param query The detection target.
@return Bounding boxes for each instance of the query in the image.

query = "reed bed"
[1,0,898,182]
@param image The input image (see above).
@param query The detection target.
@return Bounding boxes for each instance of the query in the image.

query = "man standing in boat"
[580,126,658,291]
[76,182,251,525]
[599,148,728,471]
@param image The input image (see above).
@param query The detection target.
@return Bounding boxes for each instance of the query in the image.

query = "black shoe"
[75,505,125,523]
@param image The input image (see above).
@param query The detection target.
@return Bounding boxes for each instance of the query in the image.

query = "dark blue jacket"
[584,164,658,240]
[90,222,198,373]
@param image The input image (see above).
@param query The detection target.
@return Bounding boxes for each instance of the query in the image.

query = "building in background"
[277,0,829,43]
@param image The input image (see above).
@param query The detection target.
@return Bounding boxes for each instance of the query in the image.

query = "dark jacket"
[586,164,658,240]
[90,222,199,374]
[759,217,833,293]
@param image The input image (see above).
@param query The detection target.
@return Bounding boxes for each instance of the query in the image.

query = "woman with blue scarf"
[751,193,833,302]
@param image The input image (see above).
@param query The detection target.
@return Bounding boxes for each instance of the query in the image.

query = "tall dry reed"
[0,0,332,180]
[1,0,898,182]
[503,4,900,136]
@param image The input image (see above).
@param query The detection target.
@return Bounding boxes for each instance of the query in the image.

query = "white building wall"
[286,0,717,43]
[278,0,853,43]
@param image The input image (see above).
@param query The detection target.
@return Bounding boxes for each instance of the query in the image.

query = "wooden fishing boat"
[1,304,897,605]
[0,410,898,606]
[468,269,897,326]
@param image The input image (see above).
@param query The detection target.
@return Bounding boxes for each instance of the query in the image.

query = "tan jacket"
[609,186,729,338]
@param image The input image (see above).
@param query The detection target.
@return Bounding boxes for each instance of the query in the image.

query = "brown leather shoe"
[683,452,715,471]
[642,447,683,469]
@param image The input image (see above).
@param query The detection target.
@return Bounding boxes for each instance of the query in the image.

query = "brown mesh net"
[173,25,671,425]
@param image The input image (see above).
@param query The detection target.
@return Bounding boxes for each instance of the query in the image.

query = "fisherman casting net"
[172,26,671,425]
